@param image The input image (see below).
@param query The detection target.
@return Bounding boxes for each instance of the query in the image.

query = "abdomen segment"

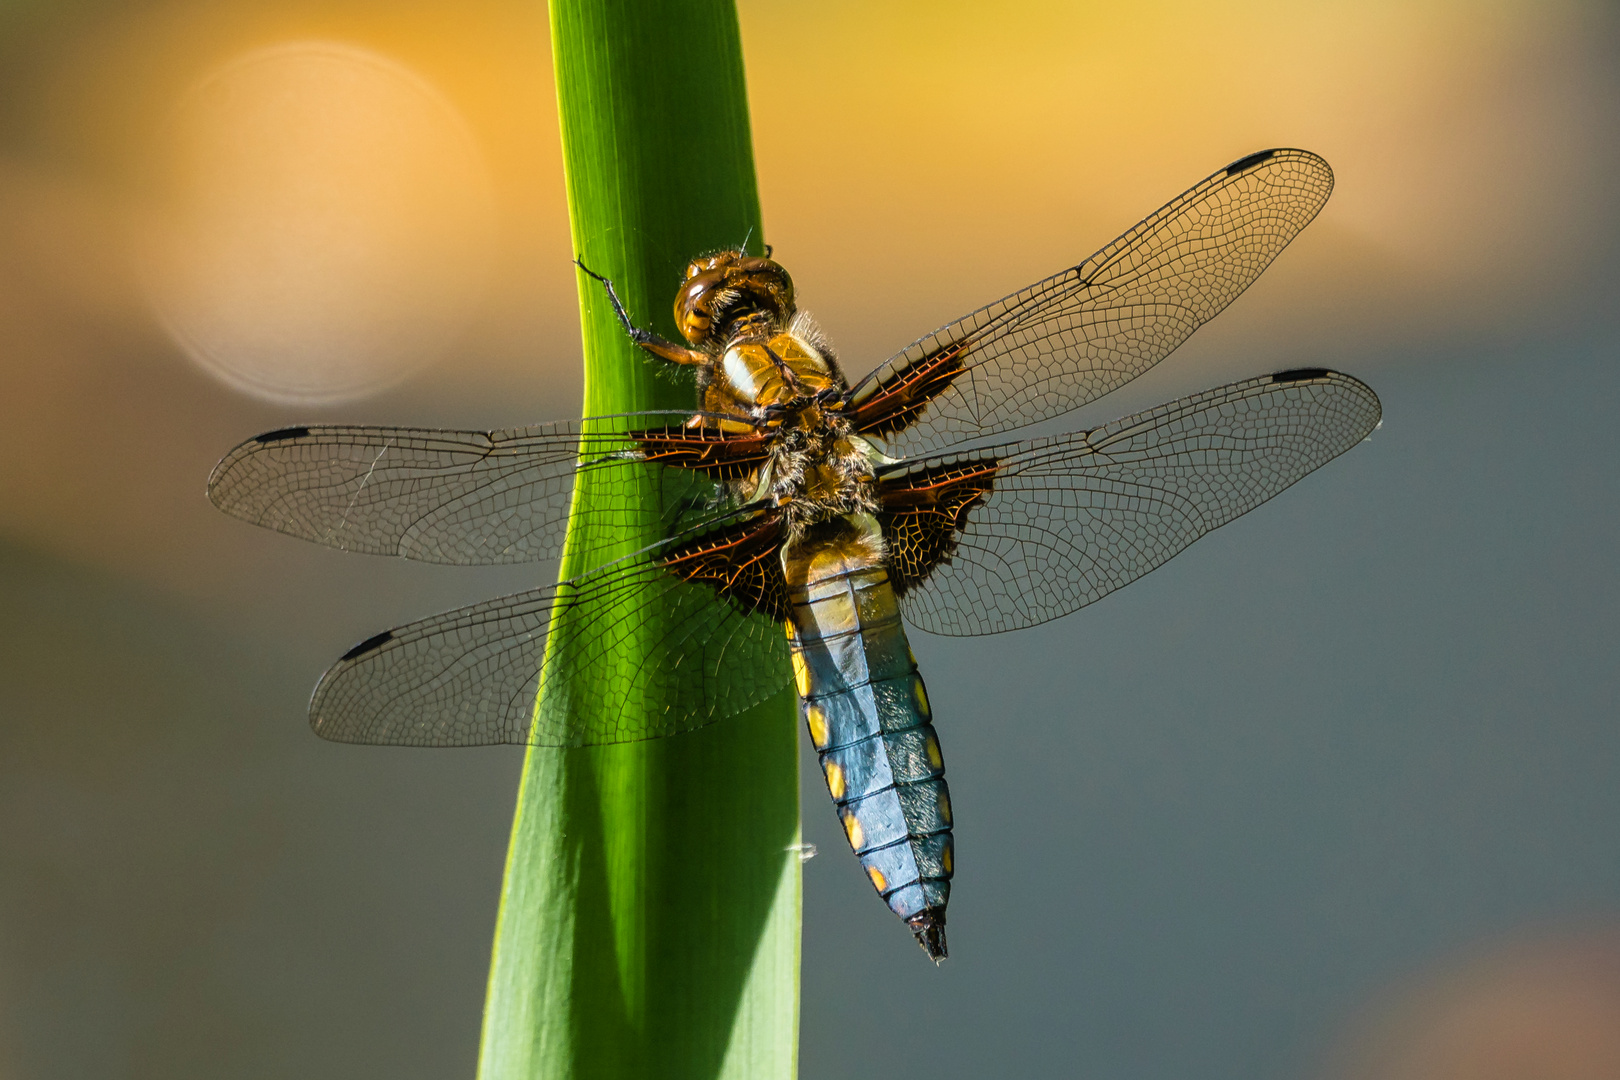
[785,543,953,961]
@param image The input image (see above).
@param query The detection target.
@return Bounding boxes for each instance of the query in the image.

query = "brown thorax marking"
[708,333,839,418]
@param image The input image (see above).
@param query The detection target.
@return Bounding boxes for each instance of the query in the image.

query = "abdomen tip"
[909,910,948,962]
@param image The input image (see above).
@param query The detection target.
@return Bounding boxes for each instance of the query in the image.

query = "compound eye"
[685,270,726,306]
[737,256,774,274]
[674,271,725,343]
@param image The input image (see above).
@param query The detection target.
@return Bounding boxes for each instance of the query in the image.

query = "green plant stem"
[475,2,800,1078]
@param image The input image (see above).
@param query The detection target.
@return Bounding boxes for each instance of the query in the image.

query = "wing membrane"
[878,369,1381,636]
[309,510,793,746]
[208,413,746,565]
[848,149,1335,454]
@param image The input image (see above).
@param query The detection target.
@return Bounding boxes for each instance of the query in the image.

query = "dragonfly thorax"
[716,332,838,410]
[762,405,880,538]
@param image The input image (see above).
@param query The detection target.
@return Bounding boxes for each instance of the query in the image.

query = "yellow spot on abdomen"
[824,760,846,800]
[937,789,952,826]
[925,734,943,769]
[942,843,953,875]
[843,812,864,851]
[791,650,812,697]
[914,679,930,717]
[866,865,887,893]
[804,701,829,748]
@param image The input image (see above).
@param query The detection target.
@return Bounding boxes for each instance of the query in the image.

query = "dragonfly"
[209,148,1381,961]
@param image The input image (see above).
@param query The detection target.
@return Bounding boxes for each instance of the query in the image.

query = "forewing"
[879,369,1381,636]
[309,511,793,746]
[208,414,743,565]
[847,149,1335,454]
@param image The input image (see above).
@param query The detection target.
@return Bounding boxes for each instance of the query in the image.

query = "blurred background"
[2,0,1618,1077]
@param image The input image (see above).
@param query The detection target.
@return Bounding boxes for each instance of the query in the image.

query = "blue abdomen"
[784,523,953,960]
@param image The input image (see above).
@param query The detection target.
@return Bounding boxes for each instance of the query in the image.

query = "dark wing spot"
[1271,367,1332,384]
[845,339,971,438]
[340,630,394,661]
[255,426,312,444]
[631,426,774,480]
[660,512,788,621]
[876,456,999,595]
[1225,149,1278,176]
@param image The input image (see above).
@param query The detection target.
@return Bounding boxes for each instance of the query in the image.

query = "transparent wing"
[207,413,736,565]
[848,149,1335,455]
[883,369,1381,636]
[309,511,793,747]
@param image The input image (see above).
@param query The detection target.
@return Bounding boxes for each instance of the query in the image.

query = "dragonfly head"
[675,248,795,347]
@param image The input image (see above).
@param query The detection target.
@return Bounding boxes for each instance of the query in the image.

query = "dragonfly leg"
[575,257,708,367]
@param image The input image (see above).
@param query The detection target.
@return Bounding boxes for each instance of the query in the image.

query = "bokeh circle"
[140,41,496,403]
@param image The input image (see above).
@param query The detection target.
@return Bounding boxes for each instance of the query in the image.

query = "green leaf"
[476,2,800,1078]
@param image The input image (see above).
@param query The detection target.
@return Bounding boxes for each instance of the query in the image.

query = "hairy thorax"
[765,403,879,538]
[705,321,881,539]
